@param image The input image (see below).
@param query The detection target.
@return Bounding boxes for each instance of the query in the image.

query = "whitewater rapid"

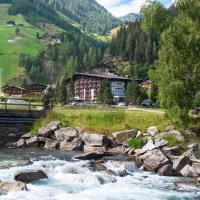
[0,149,200,200]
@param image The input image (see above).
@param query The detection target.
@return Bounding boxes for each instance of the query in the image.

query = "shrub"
[163,135,180,147]
[128,137,146,149]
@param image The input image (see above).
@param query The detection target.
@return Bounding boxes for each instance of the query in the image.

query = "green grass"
[31,109,172,135]
[0,4,44,85]
[163,135,181,147]
[128,137,147,149]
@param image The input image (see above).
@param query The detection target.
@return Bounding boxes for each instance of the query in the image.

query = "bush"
[128,137,146,149]
[163,135,180,147]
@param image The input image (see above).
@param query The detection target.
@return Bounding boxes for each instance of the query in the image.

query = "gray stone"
[180,164,198,177]
[87,161,107,172]
[163,146,181,156]
[60,138,83,151]
[38,121,60,137]
[0,180,27,192]
[158,164,175,176]
[192,162,200,175]
[165,126,174,132]
[173,156,192,173]
[141,139,156,151]
[156,130,184,142]
[82,133,111,147]
[55,127,79,142]
[74,152,111,160]
[112,130,136,144]
[44,139,59,149]
[26,137,39,147]
[14,170,48,183]
[108,146,125,155]
[84,145,106,153]
[154,139,168,148]
[147,126,159,136]
[140,149,170,172]
[21,132,32,139]
[16,139,26,148]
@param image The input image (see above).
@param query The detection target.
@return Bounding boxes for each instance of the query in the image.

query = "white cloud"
[96,0,175,17]
[96,0,146,17]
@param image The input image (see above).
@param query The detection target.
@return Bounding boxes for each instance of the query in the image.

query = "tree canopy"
[142,0,200,127]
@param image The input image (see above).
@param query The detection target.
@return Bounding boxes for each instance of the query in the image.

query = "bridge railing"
[0,97,44,111]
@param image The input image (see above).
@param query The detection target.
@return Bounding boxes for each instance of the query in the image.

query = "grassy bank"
[32,109,173,135]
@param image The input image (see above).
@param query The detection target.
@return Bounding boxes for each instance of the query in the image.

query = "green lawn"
[31,109,173,135]
[0,4,43,85]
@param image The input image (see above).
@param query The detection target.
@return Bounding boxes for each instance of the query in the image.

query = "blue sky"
[96,0,175,17]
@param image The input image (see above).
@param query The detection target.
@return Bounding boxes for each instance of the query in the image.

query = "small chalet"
[39,33,61,44]
[1,85,26,96]
[6,20,16,26]
[26,83,47,96]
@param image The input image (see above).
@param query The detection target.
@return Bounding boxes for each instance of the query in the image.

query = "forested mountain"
[19,31,106,84]
[119,13,141,23]
[7,0,80,33]
[108,22,159,79]
[40,0,121,35]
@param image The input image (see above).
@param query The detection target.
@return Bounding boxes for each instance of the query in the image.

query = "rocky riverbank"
[7,121,200,182]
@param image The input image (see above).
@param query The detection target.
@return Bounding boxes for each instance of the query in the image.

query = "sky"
[96,0,175,17]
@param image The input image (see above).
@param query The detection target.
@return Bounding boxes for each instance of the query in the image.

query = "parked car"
[117,102,128,107]
[141,99,150,107]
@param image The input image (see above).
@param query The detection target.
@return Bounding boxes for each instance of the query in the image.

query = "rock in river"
[82,133,111,147]
[55,127,79,142]
[0,180,27,192]
[38,121,60,137]
[14,170,48,183]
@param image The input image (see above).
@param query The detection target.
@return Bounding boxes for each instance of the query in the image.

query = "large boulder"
[84,145,106,153]
[16,139,26,148]
[82,133,111,147]
[156,129,184,142]
[173,156,192,174]
[14,170,48,183]
[192,162,200,175]
[112,130,136,144]
[147,126,159,137]
[158,164,175,176]
[55,127,79,142]
[44,139,59,149]
[38,121,60,137]
[26,137,39,147]
[0,180,27,192]
[163,146,181,156]
[108,146,125,155]
[60,138,83,151]
[140,149,170,172]
[180,164,198,177]
[183,143,198,159]
[87,161,107,172]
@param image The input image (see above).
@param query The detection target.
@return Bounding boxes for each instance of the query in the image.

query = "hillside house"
[25,83,47,96]
[65,72,141,102]
[1,85,27,97]
[39,33,61,44]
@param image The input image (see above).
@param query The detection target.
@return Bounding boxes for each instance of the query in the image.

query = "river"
[0,148,200,200]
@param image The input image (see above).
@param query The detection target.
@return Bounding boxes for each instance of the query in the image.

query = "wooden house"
[1,85,26,96]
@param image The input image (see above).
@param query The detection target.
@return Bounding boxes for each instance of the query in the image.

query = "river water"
[0,148,200,200]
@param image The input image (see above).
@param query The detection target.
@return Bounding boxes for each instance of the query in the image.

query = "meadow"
[0,4,43,85]
[31,109,173,135]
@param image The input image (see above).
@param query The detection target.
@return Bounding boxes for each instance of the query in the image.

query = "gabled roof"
[1,85,26,91]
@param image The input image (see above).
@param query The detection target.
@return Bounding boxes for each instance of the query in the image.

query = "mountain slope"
[0,3,43,85]
[42,0,121,35]
[119,13,141,23]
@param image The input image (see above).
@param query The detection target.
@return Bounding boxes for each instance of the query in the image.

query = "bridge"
[0,97,48,124]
